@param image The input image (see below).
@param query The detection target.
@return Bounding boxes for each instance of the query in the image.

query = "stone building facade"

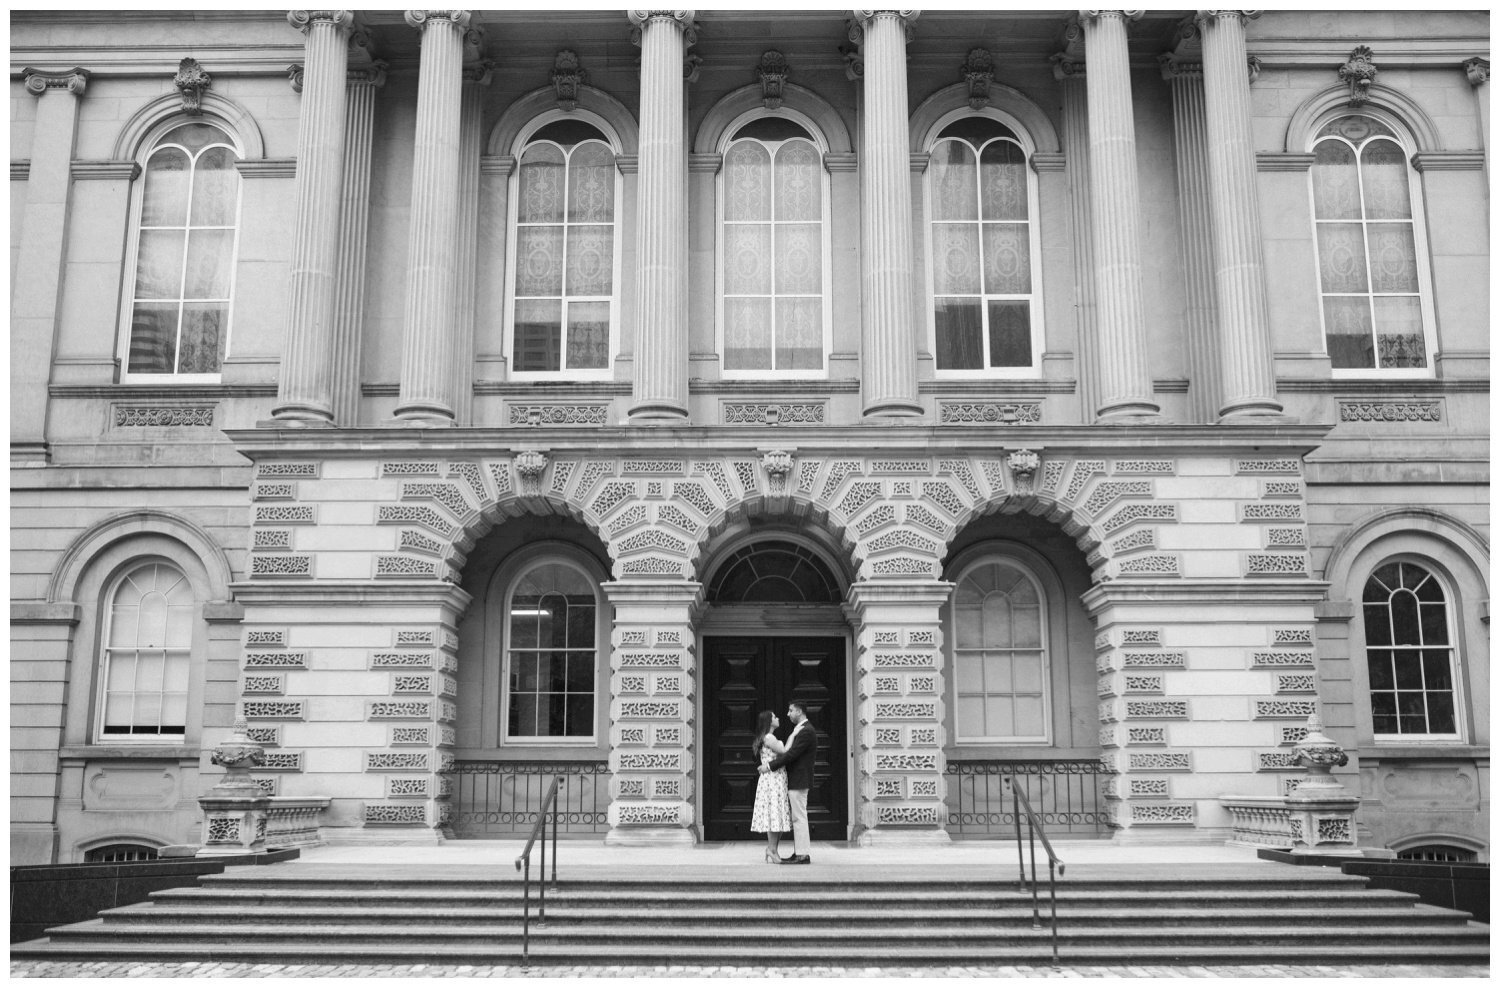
[10,9,1489,864]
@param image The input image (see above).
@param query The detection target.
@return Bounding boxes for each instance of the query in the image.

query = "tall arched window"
[503,560,599,740]
[927,116,1040,376]
[719,116,830,377]
[1362,560,1461,740]
[952,558,1049,743]
[98,562,194,740]
[1310,115,1434,374]
[508,119,619,379]
[121,122,241,380]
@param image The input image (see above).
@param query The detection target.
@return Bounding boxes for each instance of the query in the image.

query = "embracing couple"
[749,700,817,865]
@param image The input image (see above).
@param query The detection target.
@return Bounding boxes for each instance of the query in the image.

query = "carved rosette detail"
[757,49,789,109]
[1339,45,1378,106]
[551,49,588,111]
[960,48,994,109]
[174,57,212,115]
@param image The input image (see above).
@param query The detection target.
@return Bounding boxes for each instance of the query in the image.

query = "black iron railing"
[514,776,561,968]
[945,759,1107,838]
[1008,775,1064,967]
[451,760,609,837]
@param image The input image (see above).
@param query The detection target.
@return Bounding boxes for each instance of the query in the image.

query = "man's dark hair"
[788,700,807,716]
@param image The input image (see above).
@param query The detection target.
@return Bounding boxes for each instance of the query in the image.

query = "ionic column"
[451,56,491,427]
[1079,11,1161,422]
[330,58,386,428]
[273,10,354,426]
[1161,49,1222,424]
[12,67,88,464]
[395,8,469,427]
[627,10,695,423]
[1052,25,1100,423]
[1198,10,1284,421]
[850,10,923,419]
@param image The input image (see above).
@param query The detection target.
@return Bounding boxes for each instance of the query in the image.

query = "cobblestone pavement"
[9,961,1491,979]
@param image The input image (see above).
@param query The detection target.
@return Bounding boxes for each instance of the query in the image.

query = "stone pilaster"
[13,66,88,464]
[451,56,490,427]
[1079,11,1161,423]
[395,9,469,426]
[846,581,952,845]
[849,10,923,419]
[1162,48,1222,424]
[1052,28,1099,424]
[1465,57,1489,176]
[627,10,695,423]
[1198,10,1284,421]
[273,10,354,427]
[602,580,702,845]
[330,59,385,428]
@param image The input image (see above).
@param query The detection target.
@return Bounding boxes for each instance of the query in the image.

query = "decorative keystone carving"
[174,57,212,115]
[760,449,794,497]
[515,450,549,496]
[1465,57,1490,86]
[1339,45,1378,106]
[757,49,789,109]
[210,718,266,793]
[960,48,994,109]
[551,50,587,110]
[1006,449,1040,481]
[1291,713,1349,795]
[22,67,89,96]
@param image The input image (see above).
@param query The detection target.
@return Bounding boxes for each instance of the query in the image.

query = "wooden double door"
[701,636,847,842]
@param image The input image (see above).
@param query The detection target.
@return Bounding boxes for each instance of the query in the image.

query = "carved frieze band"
[1338,400,1442,422]
[112,405,215,428]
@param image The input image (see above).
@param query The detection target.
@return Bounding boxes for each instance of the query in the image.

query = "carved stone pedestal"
[198,718,329,855]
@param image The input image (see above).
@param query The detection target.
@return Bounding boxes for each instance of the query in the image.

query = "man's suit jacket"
[768,721,818,791]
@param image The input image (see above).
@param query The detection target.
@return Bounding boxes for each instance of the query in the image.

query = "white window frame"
[715,106,834,381]
[1362,556,1465,744]
[503,109,624,383]
[1306,110,1438,380]
[116,118,243,384]
[923,106,1046,380]
[499,556,602,745]
[950,555,1053,745]
[95,560,194,744]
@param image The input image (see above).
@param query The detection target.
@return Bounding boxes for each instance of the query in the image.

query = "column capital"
[1159,54,1202,82]
[629,10,697,46]
[404,9,471,32]
[22,67,89,96]
[1079,10,1144,27]
[1465,56,1490,86]
[1194,9,1261,30]
[846,10,919,47]
[287,10,355,33]
[462,58,495,86]
[347,61,388,88]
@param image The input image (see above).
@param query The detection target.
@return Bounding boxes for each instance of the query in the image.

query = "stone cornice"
[1238,40,1487,70]
[11,601,81,625]
[1411,150,1486,172]
[1082,579,1333,614]
[688,152,721,173]
[70,159,140,181]
[824,151,858,172]
[1030,151,1066,173]
[12,160,30,180]
[228,580,474,609]
[478,154,515,177]
[235,158,298,179]
[1275,378,1488,394]
[1256,151,1316,172]
[49,383,279,399]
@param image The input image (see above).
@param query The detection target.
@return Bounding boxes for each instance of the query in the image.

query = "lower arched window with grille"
[1362,559,1462,741]
[951,556,1050,743]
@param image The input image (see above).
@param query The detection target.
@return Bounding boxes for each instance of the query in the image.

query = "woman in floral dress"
[749,709,792,862]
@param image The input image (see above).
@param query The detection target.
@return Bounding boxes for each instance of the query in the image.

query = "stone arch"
[1284,84,1442,153]
[1321,506,1489,595]
[910,81,1061,154]
[111,91,267,161]
[692,82,854,155]
[486,85,639,157]
[48,508,234,606]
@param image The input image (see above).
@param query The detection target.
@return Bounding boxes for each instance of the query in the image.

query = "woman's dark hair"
[750,710,775,759]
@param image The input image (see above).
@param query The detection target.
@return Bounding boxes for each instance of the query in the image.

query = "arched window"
[927,116,1040,376]
[1362,560,1461,740]
[1310,116,1434,374]
[705,540,842,604]
[503,559,599,740]
[952,557,1049,743]
[98,562,194,740]
[719,116,830,377]
[508,118,619,379]
[120,122,241,380]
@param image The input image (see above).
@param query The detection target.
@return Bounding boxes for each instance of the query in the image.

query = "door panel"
[702,636,846,841]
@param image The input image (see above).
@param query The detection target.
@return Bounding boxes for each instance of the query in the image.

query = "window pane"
[1366,223,1418,293]
[983,652,1010,692]
[565,652,593,691]
[1012,652,1044,692]
[984,696,1014,737]
[929,141,978,222]
[565,694,592,736]
[1390,591,1420,645]
[189,146,238,226]
[1392,649,1423,689]
[957,695,985,738]
[724,141,772,221]
[133,692,163,732]
[775,223,821,295]
[165,601,194,647]
[517,145,566,223]
[508,692,538,736]
[1422,652,1453,691]
[955,603,983,648]
[1013,696,1045,737]
[724,224,772,295]
[932,223,981,295]
[163,123,228,155]
[513,299,562,371]
[1315,224,1369,293]
[512,653,539,692]
[177,304,226,374]
[544,651,568,691]
[514,225,564,297]
[565,599,595,648]
[107,653,135,691]
[1370,694,1397,734]
[565,301,609,370]
[935,298,983,370]
[723,297,771,370]
[135,230,186,299]
[981,594,1013,648]
[1396,691,1427,733]
[104,691,132,732]
[184,229,234,298]
[141,148,190,227]
[164,653,190,691]
[1367,650,1395,690]
[1361,139,1412,220]
[1374,297,1424,368]
[774,140,821,221]
[1425,691,1456,734]
[775,297,822,370]
[566,142,615,223]
[982,223,1030,294]
[1419,603,1449,646]
[1363,603,1392,646]
[987,300,1032,368]
[565,224,613,297]
[955,653,984,692]
[128,303,178,374]
[1311,141,1360,220]
[979,141,1027,221]
[1323,296,1374,369]
[161,691,188,731]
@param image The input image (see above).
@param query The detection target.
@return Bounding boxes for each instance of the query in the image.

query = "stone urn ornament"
[208,717,266,796]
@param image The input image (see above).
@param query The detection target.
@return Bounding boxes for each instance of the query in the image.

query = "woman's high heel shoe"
[765,850,778,863]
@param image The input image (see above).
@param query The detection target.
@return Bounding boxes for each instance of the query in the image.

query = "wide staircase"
[11,859,1489,967]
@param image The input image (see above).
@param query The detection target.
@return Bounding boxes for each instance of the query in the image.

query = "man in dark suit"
[760,699,817,864]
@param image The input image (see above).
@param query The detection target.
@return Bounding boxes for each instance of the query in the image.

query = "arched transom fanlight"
[706,540,842,604]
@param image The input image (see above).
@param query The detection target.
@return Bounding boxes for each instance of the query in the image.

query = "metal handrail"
[1007,774,1065,967]
[513,776,562,968]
